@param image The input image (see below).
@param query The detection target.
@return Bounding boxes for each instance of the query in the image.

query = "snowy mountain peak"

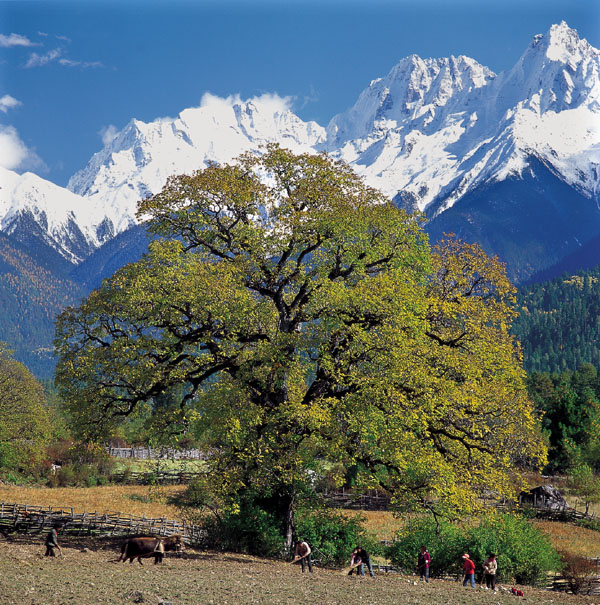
[327,21,599,215]
[327,53,494,148]
[543,21,598,64]
[1,23,598,268]
[67,94,326,241]
[0,166,101,263]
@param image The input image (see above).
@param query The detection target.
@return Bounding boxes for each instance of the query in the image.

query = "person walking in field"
[462,553,476,587]
[294,539,313,573]
[44,523,63,557]
[417,545,431,582]
[483,553,498,591]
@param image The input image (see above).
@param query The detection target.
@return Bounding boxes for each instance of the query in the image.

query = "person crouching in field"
[482,554,498,591]
[44,523,63,557]
[294,539,313,573]
[347,546,375,577]
[417,545,431,582]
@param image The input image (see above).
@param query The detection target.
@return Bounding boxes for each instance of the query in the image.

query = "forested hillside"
[0,234,84,378]
[513,266,600,374]
[527,363,600,473]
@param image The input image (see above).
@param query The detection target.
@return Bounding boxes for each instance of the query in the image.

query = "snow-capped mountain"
[0,166,107,263]
[328,21,599,215]
[0,22,598,279]
[67,93,326,235]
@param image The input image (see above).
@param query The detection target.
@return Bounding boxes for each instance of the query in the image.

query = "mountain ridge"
[1,21,600,376]
[1,21,597,281]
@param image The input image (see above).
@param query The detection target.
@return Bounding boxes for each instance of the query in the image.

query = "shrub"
[386,516,466,576]
[177,482,285,557]
[200,497,285,557]
[387,512,561,586]
[46,441,116,487]
[576,517,600,532]
[56,464,77,487]
[466,512,561,585]
[295,508,381,567]
[559,551,597,595]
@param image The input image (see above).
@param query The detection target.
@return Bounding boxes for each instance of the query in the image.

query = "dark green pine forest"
[513,267,600,374]
[513,267,600,472]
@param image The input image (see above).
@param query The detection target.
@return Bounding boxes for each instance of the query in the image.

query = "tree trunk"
[284,500,295,552]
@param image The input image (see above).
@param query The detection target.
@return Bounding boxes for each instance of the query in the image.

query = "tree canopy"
[527,363,600,472]
[0,344,51,474]
[55,146,545,542]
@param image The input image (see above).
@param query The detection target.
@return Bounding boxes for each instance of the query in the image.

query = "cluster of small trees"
[527,363,600,473]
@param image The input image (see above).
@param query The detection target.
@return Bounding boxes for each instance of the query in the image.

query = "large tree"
[55,146,544,545]
[0,345,51,474]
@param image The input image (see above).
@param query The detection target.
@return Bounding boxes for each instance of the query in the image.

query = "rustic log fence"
[321,487,391,511]
[108,447,205,460]
[0,502,205,545]
[111,469,204,485]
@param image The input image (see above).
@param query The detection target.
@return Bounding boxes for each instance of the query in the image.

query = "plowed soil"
[0,536,596,605]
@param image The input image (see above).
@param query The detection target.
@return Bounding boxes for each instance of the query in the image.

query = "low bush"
[559,551,597,595]
[200,497,285,557]
[386,516,466,576]
[295,508,381,566]
[576,517,600,532]
[45,442,116,487]
[467,512,561,585]
[387,512,561,586]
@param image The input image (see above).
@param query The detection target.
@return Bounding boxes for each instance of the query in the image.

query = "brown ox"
[118,534,184,565]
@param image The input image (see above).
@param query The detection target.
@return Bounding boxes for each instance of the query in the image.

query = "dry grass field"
[0,485,186,520]
[342,509,404,541]
[4,485,600,560]
[535,520,600,558]
[0,537,597,605]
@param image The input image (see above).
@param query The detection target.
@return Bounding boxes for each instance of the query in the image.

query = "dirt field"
[0,536,596,605]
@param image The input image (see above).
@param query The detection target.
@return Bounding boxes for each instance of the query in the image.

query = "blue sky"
[1,0,599,187]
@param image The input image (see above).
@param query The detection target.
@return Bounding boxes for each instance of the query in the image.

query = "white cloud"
[0,33,36,48]
[58,58,104,69]
[56,35,71,43]
[0,95,22,113]
[25,48,62,68]
[0,125,46,172]
[99,124,119,146]
[198,91,294,113]
[25,47,104,69]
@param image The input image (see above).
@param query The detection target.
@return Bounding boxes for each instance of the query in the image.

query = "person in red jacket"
[462,553,476,587]
[417,545,431,582]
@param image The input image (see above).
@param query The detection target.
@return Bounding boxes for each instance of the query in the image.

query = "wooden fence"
[321,487,391,511]
[108,447,205,460]
[111,470,204,484]
[0,502,205,545]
